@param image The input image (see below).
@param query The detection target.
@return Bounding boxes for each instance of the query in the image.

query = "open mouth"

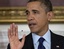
[29,23,36,27]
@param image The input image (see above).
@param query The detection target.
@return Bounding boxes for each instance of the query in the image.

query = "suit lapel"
[51,32,57,49]
[27,33,34,49]
[23,33,34,49]
[51,31,62,49]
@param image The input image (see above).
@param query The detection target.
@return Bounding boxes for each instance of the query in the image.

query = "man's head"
[26,0,54,36]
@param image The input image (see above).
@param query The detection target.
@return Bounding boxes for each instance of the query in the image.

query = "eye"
[25,10,30,16]
[33,11,37,14]
[32,10,39,14]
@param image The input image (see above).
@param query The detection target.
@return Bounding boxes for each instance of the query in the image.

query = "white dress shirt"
[32,30,51,49]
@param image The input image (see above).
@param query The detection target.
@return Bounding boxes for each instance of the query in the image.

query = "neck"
[36,27,48,36]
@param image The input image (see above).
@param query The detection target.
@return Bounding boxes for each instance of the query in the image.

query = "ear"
[47,11,54,21]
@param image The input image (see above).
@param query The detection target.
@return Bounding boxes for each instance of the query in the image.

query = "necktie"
[38,37,45,49]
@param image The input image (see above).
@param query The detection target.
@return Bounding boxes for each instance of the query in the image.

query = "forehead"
[27,1,41,6]
[26,1,46,11]
[27,1,42,9]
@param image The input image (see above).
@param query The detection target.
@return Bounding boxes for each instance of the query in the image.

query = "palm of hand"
[8,23,25,49]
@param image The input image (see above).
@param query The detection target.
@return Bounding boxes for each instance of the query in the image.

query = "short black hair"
[28,0,53,12]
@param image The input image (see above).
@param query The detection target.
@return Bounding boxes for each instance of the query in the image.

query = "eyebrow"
[25,9,39,12]
[32,10,39,12]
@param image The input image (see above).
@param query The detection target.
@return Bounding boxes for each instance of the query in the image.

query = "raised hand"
[8,23,26,49]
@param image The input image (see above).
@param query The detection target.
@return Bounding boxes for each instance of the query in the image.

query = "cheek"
[36,13,48,21]
[38,16,48,22]
[35,13,48,24]
[37,16,48,26]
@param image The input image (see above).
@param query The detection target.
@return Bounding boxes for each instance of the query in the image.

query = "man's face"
[26,1,53,35]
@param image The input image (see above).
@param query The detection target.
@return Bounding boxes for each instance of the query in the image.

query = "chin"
[30,28,39,33]
[31,30,38,33]
[31,30,36,33]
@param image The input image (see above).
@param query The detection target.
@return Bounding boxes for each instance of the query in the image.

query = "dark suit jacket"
[7,31,64,49]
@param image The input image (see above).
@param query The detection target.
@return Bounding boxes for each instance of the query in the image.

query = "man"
[7,0,64,49]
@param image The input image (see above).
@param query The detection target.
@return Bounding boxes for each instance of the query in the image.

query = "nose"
[27,14,34,21]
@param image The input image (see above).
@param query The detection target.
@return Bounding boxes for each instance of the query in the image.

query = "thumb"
[20,34,26,48]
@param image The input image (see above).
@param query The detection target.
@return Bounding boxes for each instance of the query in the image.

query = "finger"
[21,34,26,48]
[8,28,11,39]
[8,24,13,41]
[15,25,18,36]
[10,24,13,36]
[12,23,16,36]
[8,28,13,43]
[8,24,13,37]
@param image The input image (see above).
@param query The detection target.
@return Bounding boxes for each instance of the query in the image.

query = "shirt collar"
[32,33,40,44]
[32,29,51,45]
[43,30,51,44]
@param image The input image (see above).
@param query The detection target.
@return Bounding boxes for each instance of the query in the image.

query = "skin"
[8,1,53,49]
[8,23,26,49]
